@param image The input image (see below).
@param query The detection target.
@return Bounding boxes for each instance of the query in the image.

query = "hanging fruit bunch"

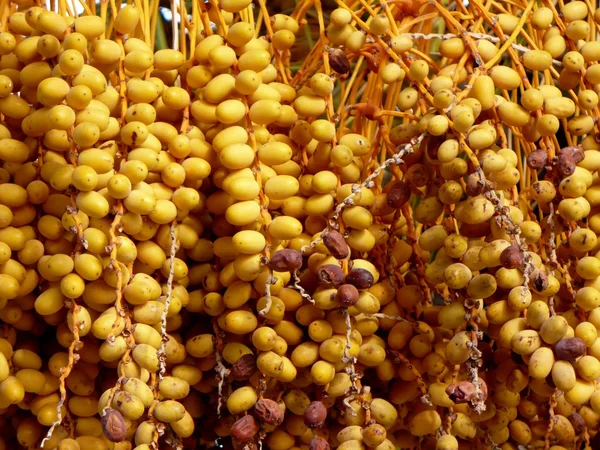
[0,0,599,449]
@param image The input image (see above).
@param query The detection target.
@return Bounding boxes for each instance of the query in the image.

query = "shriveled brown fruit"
[329,48,350,74]
[232,440,258,450]
[465,173,485,196]
[529,268,549,292]
[499,245,524,269]
[229,354,257,381]
[102,408,127,443]
[337,284,359,306]
[556,153,576,178]
[386,180,412,208]
[316,264,345,286]
[303,401,328,428]
[254,399,284,426]
[322,230,350,259]
[345,268,374,289]
[268,249,303,271]
[445,380,488,404]
[231,415,259,442]
[560,145,585,163]
[406,163,429,187]
[555,337,586,361]
[527,149,548,170]
[309,436,331,450]
[568,413,586,435]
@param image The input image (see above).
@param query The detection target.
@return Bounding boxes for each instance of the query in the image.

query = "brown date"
[337,283,359,307]
[406,163,429,188]
[102,408,127,443]
[322,230,350,260]
[560,145,584,163]
[555,337,586,361]
[345,268,374,289]
[499,245,524,269]
[386,180,411,208]
[556,153,576,178]
[529,268,549,292]
[316,264,345,286]
[329,49,350,74]
[527,149,547,170]
[268,249,303,272]
[253,399,284,426]
[231,415,259,442]
[569,413,586,435]
[229,354,257,381]
[445,380,488,404]
[303,401,328,428]
[465,173,485,196]
[309,436,331,450]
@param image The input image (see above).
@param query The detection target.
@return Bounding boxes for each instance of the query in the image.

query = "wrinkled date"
[253,399,284,426]
[322,230,350,260]
[560,145,585,163]
[337,283,359,307]
[386,180,411,208]
[406,163,429,188]
[526,149,548,170]
[465,173,485,197]
[231,415,259,442]
[303,401,328,428]
[445,380,488,404]
[268,249,303,272]
[329,48,350,74]
[529,268,549,292]
[499,245,524,269]
[102,408,127,443]
[345,268,374,289]
[232,440,258,450]
[309,436,331,450]
[555,337,586,361]
[556,153,576,178]
[569,413,586,435]
[316,264,345,286]
[229,354,257,381]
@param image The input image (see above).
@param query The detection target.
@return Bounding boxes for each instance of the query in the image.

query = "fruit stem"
[40,300,81,448]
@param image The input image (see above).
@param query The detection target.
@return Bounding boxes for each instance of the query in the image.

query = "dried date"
[465,173,485,196]
[555,337,586,361]
[309,436,330,450]
[322,230,349,260]
[445,380,488,404]
[499,245,524,269]
[102,408,127,443]
[316,264,345,286]
[303,401,328,428]
[229,354,257,381]
[231,415,259,443]
[529,268,549,292]
[386,180,411,208]
[337,284,359,307]
[569,413,586,435]
[556,153,576,178]
[345,268,374,289]
[526,149,547,170]
[329,49,350,74]
[253,399,284,426]
[560,145,584,163]
[269,249,303,272]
